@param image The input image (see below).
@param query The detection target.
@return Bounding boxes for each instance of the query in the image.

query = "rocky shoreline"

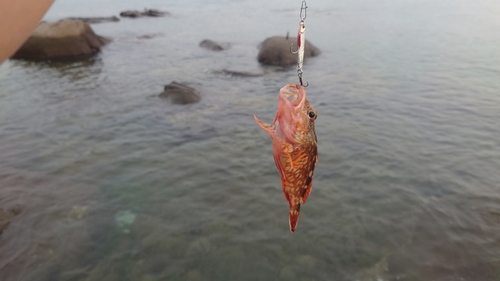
[10,8,320,105]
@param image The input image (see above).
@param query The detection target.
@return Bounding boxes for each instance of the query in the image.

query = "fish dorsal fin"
[254,115,275,136]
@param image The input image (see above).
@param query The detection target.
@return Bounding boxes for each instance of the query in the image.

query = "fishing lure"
[291,0,308,86]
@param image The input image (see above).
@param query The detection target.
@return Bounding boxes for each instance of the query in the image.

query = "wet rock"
[217,69,264,77]
[199,39,225,51]
[0,208,15,235]
[144,9,169,17]
[120,9,169,18]
[257,36,320,67]
[159,82,201,105]
[120,10,143,18]
[11,20,110,62]
[67,16,120,24]
[137,33,162,40]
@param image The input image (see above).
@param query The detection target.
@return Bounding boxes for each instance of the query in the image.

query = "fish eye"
[308,111,316,119]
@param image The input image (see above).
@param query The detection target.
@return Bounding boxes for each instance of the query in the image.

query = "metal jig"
[290,0,309,87]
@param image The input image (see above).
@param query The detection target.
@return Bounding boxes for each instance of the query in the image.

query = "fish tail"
[289,204,301,233]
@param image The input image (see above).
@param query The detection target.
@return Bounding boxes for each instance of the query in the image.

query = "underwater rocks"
[0,208,18,235]
[120,9,169,18]
[67,16,120,24]
[159,82,201,105]
[199,39,225,51]
[257,36,320,67]
[216,69,265,77]
[11,19,110,62]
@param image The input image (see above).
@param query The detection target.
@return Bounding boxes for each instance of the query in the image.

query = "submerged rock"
[120,9,169,18]
[115,210,137,234]
[257,36,320,67]
[159,82,201,105]
[217,69,264,77]
[199,39,225,51]
[137,33,162,40]
[144,9,169,17]
[67,16,120,24]
[120,10,143,18]
[0,208,16,235]
[11,20,110,62]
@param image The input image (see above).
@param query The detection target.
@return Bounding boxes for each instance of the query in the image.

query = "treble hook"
[299,77,309,87]
[290,43,299,54]
[298,70,308,87]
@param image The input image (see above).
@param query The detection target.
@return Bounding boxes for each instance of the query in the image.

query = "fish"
[254,84,318,232]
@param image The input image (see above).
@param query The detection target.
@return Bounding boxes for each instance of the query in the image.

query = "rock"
[11,20,110,62]
[115,210,137,234]
[257,36,320,67]
[0,167,97,281]
[217,69,264,77]
[199,39,224,51]
[0,208,15,235]
[120,10,143,18]
[67,16,120,24]
[144,9,169,17]
[137,33,162,40]
[65,205,88,222]
[159,82,201,105]
[120,9,169,18]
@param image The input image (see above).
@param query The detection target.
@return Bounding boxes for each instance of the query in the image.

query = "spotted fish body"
[254,84,318,232]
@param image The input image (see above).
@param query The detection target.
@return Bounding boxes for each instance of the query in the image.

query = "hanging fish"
[254,84,318,232]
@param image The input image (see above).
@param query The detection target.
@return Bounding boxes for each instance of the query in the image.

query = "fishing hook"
[298,70,308,87]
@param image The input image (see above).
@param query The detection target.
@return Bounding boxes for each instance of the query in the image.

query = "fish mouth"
[279,84,306,109]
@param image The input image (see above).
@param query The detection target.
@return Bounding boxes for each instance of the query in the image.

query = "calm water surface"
[1,0,500,280]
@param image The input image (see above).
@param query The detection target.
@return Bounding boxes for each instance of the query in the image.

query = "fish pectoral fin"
[254,115,275,136]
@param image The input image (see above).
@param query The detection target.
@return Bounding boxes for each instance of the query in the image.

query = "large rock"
[257,36,320,67]
[11,20,110,62]
[159,82,201,105]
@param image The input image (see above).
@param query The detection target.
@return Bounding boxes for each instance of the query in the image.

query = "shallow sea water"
[1,0,500,280]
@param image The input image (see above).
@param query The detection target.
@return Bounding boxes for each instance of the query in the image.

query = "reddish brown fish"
[254,84,318,232]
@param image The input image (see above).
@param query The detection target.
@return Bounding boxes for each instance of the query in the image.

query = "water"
[1,0,500,280]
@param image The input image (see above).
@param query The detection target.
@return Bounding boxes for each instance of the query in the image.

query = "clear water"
[1,0,500,280]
